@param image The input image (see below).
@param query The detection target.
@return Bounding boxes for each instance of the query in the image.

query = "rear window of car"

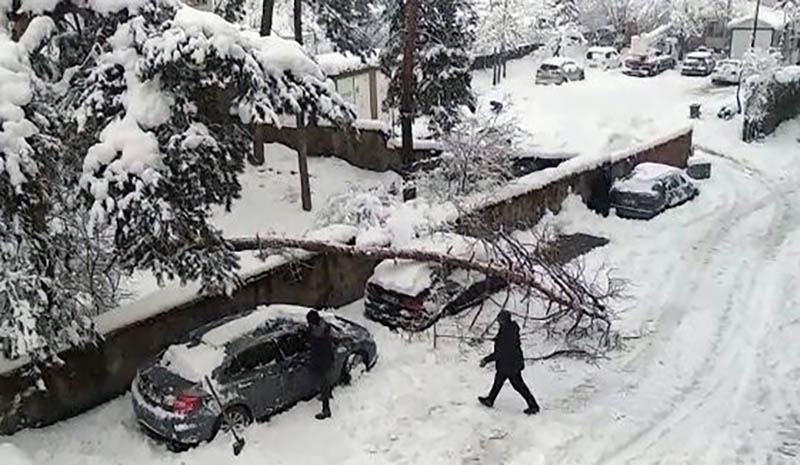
[541,64,560,70]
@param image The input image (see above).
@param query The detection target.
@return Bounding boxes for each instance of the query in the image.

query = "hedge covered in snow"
[743,66,800,142]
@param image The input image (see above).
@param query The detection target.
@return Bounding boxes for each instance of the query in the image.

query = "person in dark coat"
[307,310,335,420]
[478,310,540,415]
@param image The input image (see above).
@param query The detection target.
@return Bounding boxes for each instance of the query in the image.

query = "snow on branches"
[1,0,355,360]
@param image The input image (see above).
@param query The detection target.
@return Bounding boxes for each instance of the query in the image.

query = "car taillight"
[172,392,202,415]
[401,296,424,311]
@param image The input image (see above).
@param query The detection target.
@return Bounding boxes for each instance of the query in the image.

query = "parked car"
[681,51,716,76]
[535,57,585,85]
[132,305,378,449]
[610,163,699,219]
[622,52,675,77]
[586,46,622,70]
[365,233,507,332]
[711,59,742,85]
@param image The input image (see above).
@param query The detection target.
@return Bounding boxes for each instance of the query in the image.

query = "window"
[225,342,280,378]
[275,332,310,359]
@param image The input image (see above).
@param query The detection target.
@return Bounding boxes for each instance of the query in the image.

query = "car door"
[222,341,285,417]
[664,175,682,207]
[274,330,317,402]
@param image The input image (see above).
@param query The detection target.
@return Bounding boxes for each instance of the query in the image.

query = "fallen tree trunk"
[227,235,570,308]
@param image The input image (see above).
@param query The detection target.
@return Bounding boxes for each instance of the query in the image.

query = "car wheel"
[340,352,368,386]
[216,405,253,437]
[167,441,194,453]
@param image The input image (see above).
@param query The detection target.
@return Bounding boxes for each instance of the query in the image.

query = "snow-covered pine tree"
[380,0,478,135]
[1,0,354,359]
[550,0,579,28]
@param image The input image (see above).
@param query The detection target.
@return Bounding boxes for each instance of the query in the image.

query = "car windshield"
[541,64,560,71]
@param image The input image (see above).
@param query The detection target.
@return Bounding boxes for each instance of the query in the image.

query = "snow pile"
[160,342,226,383]
[775,66,800,85]
[0,443,34,465]
[0,34,37,189]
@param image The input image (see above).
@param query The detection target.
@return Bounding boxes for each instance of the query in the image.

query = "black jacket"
[308,319,335,373]
[483,320,525,375]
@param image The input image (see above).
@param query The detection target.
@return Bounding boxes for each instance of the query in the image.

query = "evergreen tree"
[380,0,477,135]
[551,0,580,28]
[0,0,354,359]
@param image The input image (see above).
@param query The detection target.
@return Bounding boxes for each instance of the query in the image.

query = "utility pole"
[294,0,312,211]
[400,0,419,163]
[501,0,508,79]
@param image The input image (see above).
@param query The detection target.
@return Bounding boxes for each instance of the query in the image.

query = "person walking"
[307,310,335,420]
[478,310,540,415]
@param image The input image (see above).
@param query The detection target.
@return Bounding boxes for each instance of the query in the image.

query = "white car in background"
[535,57,586,85]
[711,59,742,85]
[586,46,622,70]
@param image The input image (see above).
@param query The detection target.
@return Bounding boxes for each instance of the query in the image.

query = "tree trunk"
[260,0,275,36]
[400,0,419,164]
[293,0,311,210]
[751,0,762,48]
[226,235,568,307]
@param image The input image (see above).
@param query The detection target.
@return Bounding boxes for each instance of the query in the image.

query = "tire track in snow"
[590,156,800,464]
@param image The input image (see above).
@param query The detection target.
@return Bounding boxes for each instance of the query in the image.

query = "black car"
[365,234,506,332]
[132,305,378,449]
[610,163,699,219]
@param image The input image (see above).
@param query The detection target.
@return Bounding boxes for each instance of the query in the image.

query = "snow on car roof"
[613,162,682,194]
[685,51,712,59]
[587,46,617,53]
[542,57,576,66]
[201,304,311,347]
[369,233,490,296]
[159,305,341,382]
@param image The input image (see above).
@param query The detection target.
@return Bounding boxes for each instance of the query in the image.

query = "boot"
[478,396,494,408]
[315,399,331,420]
[524,403,540,415]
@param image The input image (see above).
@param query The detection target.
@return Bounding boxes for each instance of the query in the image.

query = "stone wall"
[0,128,692,435]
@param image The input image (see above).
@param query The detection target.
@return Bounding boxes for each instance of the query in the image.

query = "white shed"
[727,8,787,59]
[316,52,391,123]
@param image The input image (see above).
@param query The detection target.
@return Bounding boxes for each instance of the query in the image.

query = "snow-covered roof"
[775,66,800,84]
[728,7,787,30]
[316,52,378,76]
[541,57,577,67]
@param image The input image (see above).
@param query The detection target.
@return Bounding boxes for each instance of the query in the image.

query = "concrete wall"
[254,124,435,173]
[0,129,692,435]
[0,253,380,434]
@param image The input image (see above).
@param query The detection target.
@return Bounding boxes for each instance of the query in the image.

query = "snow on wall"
[465,126,693,209]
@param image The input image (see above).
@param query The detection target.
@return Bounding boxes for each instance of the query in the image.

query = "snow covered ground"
[5,64,800,464]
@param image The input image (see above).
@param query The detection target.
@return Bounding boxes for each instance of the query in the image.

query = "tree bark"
[400,0,419,163]
[260,0,275,36]
[293,0,311,210]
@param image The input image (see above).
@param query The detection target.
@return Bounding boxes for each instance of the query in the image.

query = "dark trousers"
[487,371,538,408]
[316,369,332,412]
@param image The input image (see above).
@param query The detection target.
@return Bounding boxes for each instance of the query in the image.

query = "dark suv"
[610,163,699,219]
[132,305,378,449]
